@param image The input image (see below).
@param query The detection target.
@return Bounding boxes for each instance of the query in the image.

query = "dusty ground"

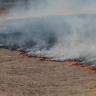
[0,48,96,96]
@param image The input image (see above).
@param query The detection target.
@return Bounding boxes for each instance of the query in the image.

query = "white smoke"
[4,0,96,17]
[0,0,96,68]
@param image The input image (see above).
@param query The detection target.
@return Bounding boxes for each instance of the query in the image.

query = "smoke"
[0,0,96,67]
[5,0,96,17]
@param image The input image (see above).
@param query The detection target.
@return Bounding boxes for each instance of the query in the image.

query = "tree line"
[0,0,29,3]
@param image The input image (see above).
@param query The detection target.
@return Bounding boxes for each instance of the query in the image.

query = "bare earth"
[0,48,96,96]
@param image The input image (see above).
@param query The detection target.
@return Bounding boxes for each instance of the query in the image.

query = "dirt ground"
[0,48,96,96]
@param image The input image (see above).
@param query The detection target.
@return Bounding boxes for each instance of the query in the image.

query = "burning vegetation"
[1,13,96,96]
[1,0,96,95]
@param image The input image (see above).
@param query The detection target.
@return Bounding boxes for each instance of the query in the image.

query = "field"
[0,4,96,96]
[0,48,96,96]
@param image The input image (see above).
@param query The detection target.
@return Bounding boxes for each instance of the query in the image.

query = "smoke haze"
[0,0,96,68]
[6,0,96,17]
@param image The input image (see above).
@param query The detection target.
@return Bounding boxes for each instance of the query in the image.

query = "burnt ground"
[0,48,96,96]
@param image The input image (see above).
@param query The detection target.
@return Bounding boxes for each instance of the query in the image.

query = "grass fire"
[0,0,96,96]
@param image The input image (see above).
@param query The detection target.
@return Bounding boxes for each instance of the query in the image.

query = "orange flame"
[0,47,96,95]
[17,50,96,75]
[94,92,96,95]
[5,16,18,20]
[9,49,96,96]
[94,89,96,95]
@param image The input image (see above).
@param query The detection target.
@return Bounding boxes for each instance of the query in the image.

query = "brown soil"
[0,48,96,96]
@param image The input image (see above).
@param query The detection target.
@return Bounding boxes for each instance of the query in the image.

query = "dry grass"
[0,5,96,95]
[0,48,96,96]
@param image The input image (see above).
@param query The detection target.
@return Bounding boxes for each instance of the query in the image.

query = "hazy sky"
[7,0,96,17]
[24,0,96,16]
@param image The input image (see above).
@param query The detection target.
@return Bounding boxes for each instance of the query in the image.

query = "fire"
[94,89,96,95]
[17,49,96,73]
[68,60,96,73]
[94,92,96,95]
[1,46,96,95]
[5,16,18,20]
[39,58,45,61]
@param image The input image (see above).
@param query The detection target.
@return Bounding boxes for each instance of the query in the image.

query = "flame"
[17,49,96,95]
[39,58,45,61]
[68,61,96,73]
[5,16,18,20]
[1,45,96,95]
[94,92,96,95]
[94,89,96,95]
[17,50,96,73]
